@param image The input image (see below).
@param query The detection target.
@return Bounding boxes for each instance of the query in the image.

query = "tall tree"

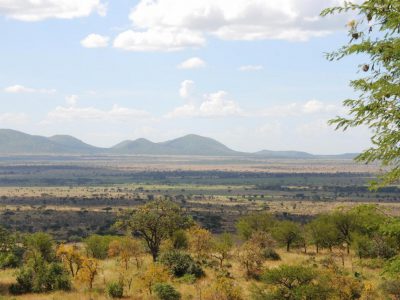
[116,200,192,261]
[322,0,400,188]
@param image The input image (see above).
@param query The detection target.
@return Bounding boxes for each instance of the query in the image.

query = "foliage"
[140,263,170,294]
[159,250,204,278]
[307,215,341,252]
[0,227,23,269]
[10,258,71,294]
[256,265,333,300]
[322,0,400,188]
[380,279,400,299]
[171,230,189,250]
[56,244,83,277]
[272,221,302,252]
[204,275,243,300]
[212,233,233,269]
[153,283,181,300]
[236,213,276,240]
[24,232,55,262]
[116,199,193,261]
[108,236,144,269]
[107,281,124,298]
[187,226,213,260]
[84,234,113,259]
[76,256,99,289]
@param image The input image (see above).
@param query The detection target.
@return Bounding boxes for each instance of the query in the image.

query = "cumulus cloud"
[4,84,56,94]
[177,57,206,69]
[0,0,107,21]
[179,80,195,99]
[260,100,338,117]
[239,65,264,72]
[113,0,349,51]
[44,104,151,123]
[113,28,205,52]
[168,81,242,118]
[81,34,110,48]
[65,95,79,106]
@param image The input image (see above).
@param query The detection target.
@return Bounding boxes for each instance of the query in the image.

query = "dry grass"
[0,247,386,300]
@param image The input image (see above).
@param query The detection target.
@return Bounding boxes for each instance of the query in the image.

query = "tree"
[307,215,341,253]
[24,232,54,263]
[272,221,302,252]
[255,265,333,300]
[322,0,400,188]
[236,212,276,240]
[331,210,357,254]
[116,200,192,261]
[84,234,113,259]
[140,263,170,295]
[212,233,233,269]
[77,257,99,290]
[187,226,213,260]
[56,244,83,277]
[108,236,144,270]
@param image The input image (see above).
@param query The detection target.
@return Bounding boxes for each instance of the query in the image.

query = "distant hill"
[112,134,241,156]
[48,135,101,153]
[0,129,358,158]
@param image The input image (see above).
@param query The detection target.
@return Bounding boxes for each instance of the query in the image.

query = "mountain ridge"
[0,129,358,158]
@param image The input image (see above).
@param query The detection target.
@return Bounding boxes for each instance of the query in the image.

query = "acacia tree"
[116,200,192,262]
[322,0,400,188]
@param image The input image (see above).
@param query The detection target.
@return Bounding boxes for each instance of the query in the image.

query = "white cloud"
[239,65,263,72]
[179,80,195,99]
[260,100,338,117]
[177,57,206,69]
[168,81,242,118]
[0,0,107,21]
[81,34,110,48]
[0,113,28,124]
[4,84,56,94]
[114,0,349,51]
[113,28,205,52]
[44,104,151,123]
[65,95,79,106]
[199,91,243,117]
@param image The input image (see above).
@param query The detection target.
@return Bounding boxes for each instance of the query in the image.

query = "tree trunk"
[286,242,290,252]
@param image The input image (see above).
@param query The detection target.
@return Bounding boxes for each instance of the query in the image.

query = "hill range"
[0,129,357,159]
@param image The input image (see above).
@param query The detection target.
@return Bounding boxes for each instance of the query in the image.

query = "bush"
[263,248,281,261]
[84,235,113,259]
[0,252,22,269]
[107,281,124,298]
[172,230,188,250]
[9,260,71,295]
[159,251,204,278]
[153,283,181,300]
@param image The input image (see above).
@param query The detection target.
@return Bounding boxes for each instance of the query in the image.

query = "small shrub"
[107,281,124,298]
[153,283,181,300]
[159,251,204,278]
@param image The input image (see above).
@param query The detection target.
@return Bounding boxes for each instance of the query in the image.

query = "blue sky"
[0,0,371,154]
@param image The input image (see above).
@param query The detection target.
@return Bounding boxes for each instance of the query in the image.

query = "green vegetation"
[0,200,400,299]
[323,0,400,188]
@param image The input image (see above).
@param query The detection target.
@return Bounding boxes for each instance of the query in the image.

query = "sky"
[0,0,371,154]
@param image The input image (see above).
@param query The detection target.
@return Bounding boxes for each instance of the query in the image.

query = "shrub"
[0,252,22,269]
[172,230,188,250]
[263,248,281,261]
[107,281,124,298]
[9,261,71,295]
[153,283,181,300]
[159,251,204,278]
[85,235,113,259]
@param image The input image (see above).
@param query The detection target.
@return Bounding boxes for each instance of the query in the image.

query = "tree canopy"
[322,0,400,188]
